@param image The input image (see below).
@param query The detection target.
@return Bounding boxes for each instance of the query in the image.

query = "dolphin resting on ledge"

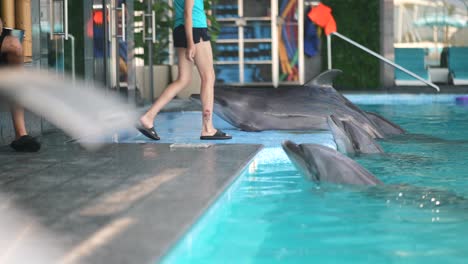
[190,69,405,139]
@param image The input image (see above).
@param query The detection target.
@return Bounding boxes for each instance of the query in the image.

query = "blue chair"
[448,47,468,85]
[394,48,430,85]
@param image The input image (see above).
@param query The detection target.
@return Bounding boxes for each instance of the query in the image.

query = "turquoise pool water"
[154,94,468,263]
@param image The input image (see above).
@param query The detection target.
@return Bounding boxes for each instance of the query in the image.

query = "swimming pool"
[142,94,468,263]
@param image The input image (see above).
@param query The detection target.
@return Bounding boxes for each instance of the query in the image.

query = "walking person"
[138,0,231,140]
[0,18,41,152]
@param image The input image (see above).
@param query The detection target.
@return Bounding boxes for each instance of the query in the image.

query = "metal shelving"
[213,0,304,87]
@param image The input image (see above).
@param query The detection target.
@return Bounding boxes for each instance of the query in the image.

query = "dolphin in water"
[191,69,405,139]
[364,111,405,137]
[282,140,468,213]
[327,115,355,155]
[281,140,383,185]
[327,115,384,155]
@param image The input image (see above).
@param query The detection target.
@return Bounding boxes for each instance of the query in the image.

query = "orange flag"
[307,3,337,36]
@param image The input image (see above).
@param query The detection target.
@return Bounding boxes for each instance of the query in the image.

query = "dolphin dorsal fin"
[304,69,343,88]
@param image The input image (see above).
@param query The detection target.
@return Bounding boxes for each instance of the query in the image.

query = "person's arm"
[184,0,195,62]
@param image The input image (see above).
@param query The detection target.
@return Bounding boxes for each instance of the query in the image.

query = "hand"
[186,43,196,62]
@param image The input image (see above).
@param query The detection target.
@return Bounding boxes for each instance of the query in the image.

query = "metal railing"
[327,32,440,92]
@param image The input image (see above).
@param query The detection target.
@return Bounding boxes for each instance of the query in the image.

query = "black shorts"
[173,25,210,48]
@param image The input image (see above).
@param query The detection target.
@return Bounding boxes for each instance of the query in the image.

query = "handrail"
[328,32,440,92]
[68,34,75,83]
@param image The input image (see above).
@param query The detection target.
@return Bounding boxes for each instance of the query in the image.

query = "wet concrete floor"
[0,132,262,263]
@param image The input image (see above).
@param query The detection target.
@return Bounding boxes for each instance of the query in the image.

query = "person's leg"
[1,36,40,151]
[10,105,27,138]
[2,36,28,139]
[9,91,41,152]
[193,40,218,136]
[139,48,193,129]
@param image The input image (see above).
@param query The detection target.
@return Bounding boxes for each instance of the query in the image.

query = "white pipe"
[327,34,331,70]
[271,0,278,87]
[49,0,54,40]
[122,3,126,41]
[68,34,75,83]
[298,0,304,84]
[332,32,440,92]
[64,0,69,40]
[152,10,156,43]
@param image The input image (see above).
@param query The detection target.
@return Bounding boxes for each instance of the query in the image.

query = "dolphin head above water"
[327,115,384,155]
[327,115,355,155]
[282,140,383,186]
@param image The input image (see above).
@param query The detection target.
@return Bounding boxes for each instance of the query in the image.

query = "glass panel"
[117,0,128,87]
[92,0,107,85]
[216,43,239,62]
[243,21,271,40]
[244,64,272,83]
[393,0,468,85]
[53,0,64,33]
[216,65,240,83]
[213,0,238,18]
[38,0,65,72]
[217,21,238,40]
[277,0,299,82]
[243,0,270,17]
[244,42,271,62]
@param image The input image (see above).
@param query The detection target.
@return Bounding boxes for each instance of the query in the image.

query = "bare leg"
[139,48,193,129]
[3,36,32,140]
[193,41,217,136]
[11,104,27,138]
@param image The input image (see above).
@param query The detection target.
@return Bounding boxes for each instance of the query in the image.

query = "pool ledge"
[0,133,263,263]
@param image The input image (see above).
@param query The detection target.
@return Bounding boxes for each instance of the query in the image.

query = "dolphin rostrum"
[327,115,355,155]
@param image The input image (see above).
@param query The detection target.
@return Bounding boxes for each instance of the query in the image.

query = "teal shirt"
[174,0,208,28]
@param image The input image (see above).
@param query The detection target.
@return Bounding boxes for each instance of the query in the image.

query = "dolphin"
[281,140,383,185]
[327,115,384,155]
[327,115,355,155]
[282,140,468,214]
[364,111,405,137]
[191,69,404,139]
[342,119,384,154]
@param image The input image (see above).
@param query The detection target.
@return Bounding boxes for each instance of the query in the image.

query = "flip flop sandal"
[200,129,232,140]
[10,135,41,152]
[137,126,160,140]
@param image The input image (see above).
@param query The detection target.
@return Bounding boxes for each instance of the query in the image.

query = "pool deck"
[0,131,262,263]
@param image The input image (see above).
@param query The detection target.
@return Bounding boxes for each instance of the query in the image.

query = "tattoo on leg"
[203,109,211,123]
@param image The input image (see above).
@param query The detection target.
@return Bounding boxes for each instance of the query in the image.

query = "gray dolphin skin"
[365,111,405,136]
[281,140,383,185]
[342,120,384,154]
[191,70,402,138]
[327,115,355,155]
[327,115,384,155]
